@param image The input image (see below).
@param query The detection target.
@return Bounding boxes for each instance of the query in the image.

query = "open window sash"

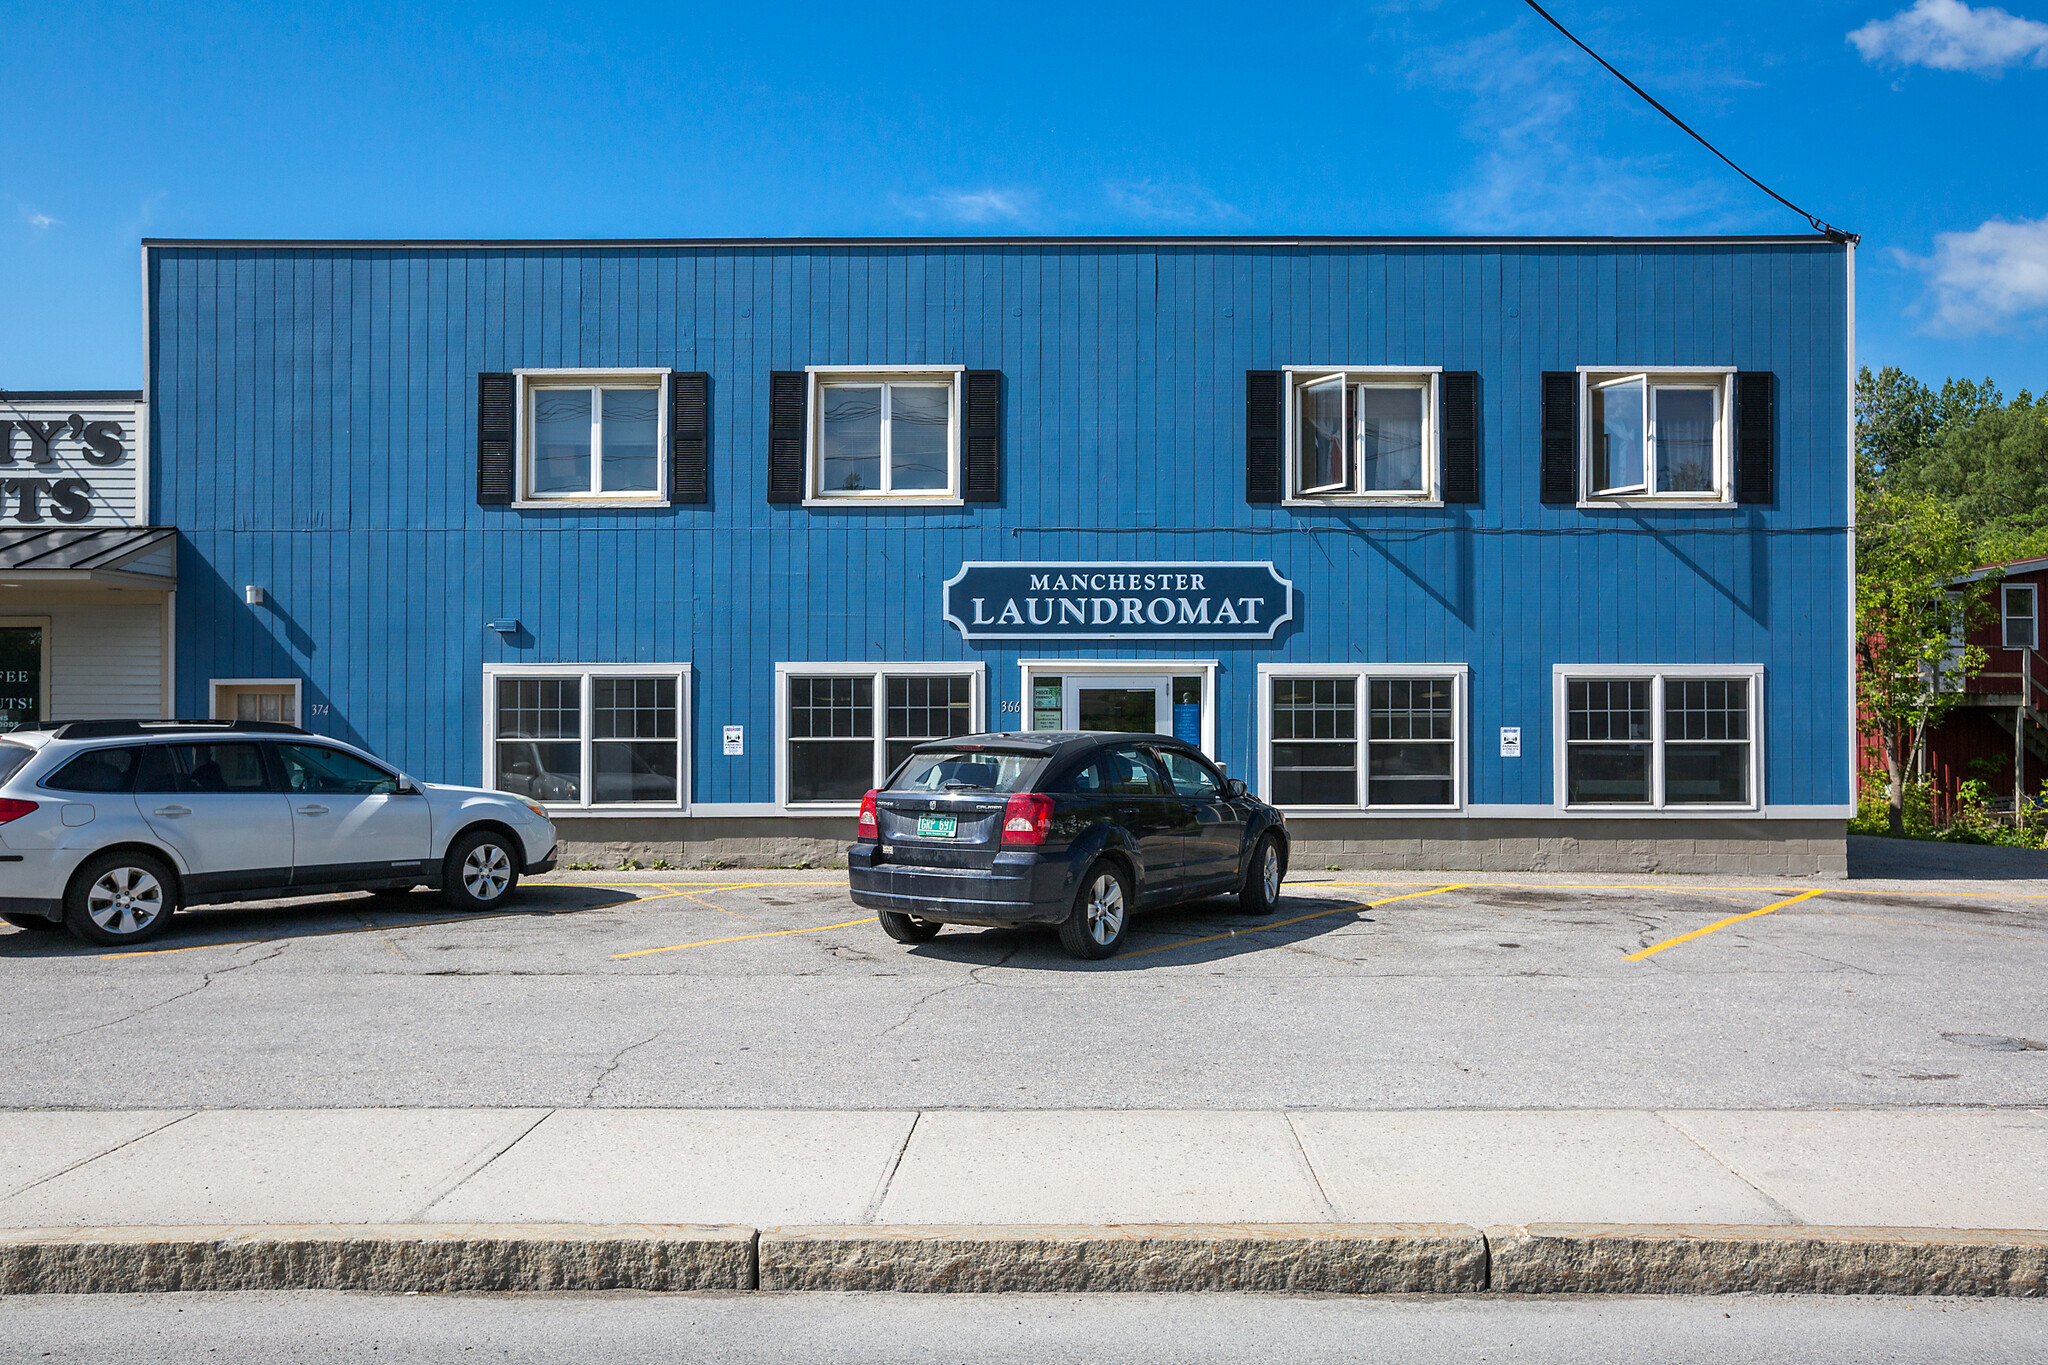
[1296,374,1350,495]
[1591,374,1648,496]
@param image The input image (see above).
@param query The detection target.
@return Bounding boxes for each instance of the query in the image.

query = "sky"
[2,0,2046,393]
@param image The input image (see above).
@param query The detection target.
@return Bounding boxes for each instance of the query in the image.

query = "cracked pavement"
[1,842,2046,1110]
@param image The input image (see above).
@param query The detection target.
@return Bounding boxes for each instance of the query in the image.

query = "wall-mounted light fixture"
[486,618,520,634]
[244,585,265,605]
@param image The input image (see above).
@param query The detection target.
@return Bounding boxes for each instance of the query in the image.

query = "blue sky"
[3,0,2046,392]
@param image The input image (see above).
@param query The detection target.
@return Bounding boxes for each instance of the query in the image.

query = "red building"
[1862,558,2048,821]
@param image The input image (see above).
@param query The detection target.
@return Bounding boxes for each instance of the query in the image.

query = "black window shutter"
[670,371,709,505]
[766,371,806,505]
[1736,371,1775,505]
[476,373,515,506]
[963,369,1001,502]
[1440,371,1480,504]
[1539,371,1578,505]
[1245,370,1283,504]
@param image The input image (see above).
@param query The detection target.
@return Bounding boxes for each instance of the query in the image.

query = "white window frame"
[776,661,986,809]
[209,677,304,726]
[514,368,671,507]
[483,663,693,813]
[1553,664,1763,812]
[1576,367,1736,508]
[2002,584,2038,651]
[0,615,53,730]
[1282,367,1442,505]
[1015,659,1220,758]
[804,366,965,506]
[1255,663,1468,812]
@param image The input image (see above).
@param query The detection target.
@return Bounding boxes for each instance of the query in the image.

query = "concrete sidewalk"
[5,1107,2046,1232]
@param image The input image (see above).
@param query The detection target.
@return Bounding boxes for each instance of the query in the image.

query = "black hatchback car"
[847,732,1288,959]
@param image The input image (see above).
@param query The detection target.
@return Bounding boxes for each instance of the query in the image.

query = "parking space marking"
[610,917,872,959]
[1623,888,1829,961]
[1118,884,1471,961]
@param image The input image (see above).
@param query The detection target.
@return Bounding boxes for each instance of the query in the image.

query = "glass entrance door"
[1029,672,1205,745]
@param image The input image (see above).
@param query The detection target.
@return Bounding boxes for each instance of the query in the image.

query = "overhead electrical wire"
[1520,0,1855,243]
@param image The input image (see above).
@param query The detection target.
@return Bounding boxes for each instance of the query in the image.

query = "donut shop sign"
[943,561,1295,641]
[0,398,143,526]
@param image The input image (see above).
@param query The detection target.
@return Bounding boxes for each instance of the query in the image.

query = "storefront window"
[488,667,688,807]
[1560,670,1756,808]
[1265,668,1463,809]
[0,625,44,732]
[782,665,982,803]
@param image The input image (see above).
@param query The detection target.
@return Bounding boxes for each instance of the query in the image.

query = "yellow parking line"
[1119,884,1471,960]
[611,917,871,959]
[1623,888,1828,961]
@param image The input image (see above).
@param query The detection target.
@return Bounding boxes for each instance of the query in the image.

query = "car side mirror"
[395,777,421,795]
[1225,778,1248,800]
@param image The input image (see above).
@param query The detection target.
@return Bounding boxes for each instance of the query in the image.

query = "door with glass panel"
[1030,673,1205,744]
[0,623,46,731]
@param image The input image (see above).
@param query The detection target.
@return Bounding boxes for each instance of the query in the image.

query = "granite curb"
[0,1222,2043,1296]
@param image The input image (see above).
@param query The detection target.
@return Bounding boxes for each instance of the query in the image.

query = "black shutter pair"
[767,370,1002,504]
[1245,371,1480,504]
[475,372,710,507]
[1538,370,1775,505]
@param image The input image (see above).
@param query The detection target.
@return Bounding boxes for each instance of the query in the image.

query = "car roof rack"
[17,718,312,740]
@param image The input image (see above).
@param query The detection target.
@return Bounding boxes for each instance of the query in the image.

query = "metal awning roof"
[0,526,176,584]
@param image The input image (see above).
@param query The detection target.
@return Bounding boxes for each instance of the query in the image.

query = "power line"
[1521,0,1855,243]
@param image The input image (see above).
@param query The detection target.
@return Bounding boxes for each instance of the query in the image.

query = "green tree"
[1856,490,1997,837]
[1855,365,1938,494]
[1893,391,2048,547]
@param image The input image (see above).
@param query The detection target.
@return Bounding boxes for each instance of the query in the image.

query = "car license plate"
[916,814,958,838]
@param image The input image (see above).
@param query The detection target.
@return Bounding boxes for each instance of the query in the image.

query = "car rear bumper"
[0,896,62,923]
[846,845,1076,926]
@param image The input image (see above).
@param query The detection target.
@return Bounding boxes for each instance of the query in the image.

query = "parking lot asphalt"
[3,839,2046,1111]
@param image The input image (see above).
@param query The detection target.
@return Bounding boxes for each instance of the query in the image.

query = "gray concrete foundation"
[550,816,1847,876]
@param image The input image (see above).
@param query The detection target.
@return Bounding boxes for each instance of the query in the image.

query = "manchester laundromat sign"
[0,399,143,525]
[943,561,1295,641]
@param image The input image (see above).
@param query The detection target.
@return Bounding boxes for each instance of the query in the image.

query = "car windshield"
[0,742,32,785]
[890,749,1046,794]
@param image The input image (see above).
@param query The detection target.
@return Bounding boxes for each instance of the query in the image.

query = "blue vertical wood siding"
[149,239,1852,807]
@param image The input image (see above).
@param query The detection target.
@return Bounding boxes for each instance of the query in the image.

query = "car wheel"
[63,852,178,947]
[877,910,942,944]
[1059,860,1131,960]
[441,829,521,912]
[1239,835,1283,917]
[1,912,66,933]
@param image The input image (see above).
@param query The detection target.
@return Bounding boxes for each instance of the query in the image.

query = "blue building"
[139,234,1854,874]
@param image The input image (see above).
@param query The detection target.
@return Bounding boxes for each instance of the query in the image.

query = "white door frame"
[1016,659,1219,757]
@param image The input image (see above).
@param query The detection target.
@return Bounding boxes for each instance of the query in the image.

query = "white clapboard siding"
[49,601,165,718]
[0,401,145,526]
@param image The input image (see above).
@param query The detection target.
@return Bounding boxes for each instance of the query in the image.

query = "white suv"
[0,720,558,946]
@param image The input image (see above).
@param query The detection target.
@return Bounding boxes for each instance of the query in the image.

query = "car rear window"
[889,749,1047,794]
[43,746,145,793]
[0,742,32,786]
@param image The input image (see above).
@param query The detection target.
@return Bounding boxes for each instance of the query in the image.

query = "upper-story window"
[808,368,961,503]
[2003,584,2038,650]
[1287,369,1438,501]
[1581,370,1731,504]
[519,371,668,504]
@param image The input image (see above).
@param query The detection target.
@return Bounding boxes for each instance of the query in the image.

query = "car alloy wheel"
[1083,871,1126,946]
[461,843,513,902]
[87,865,166,937]
[1260,842,1282,903]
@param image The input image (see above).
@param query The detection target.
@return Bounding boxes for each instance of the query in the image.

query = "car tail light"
[1001,793,1054,846]
[0,799,37,825]
[857,790,879,838]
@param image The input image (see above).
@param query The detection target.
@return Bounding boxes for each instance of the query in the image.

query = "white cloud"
[27,213,55,229]
[893,188,1031,225]
[1102,179,1245,225]
[1849,0,2048,74]
[1900,215,2048,332]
